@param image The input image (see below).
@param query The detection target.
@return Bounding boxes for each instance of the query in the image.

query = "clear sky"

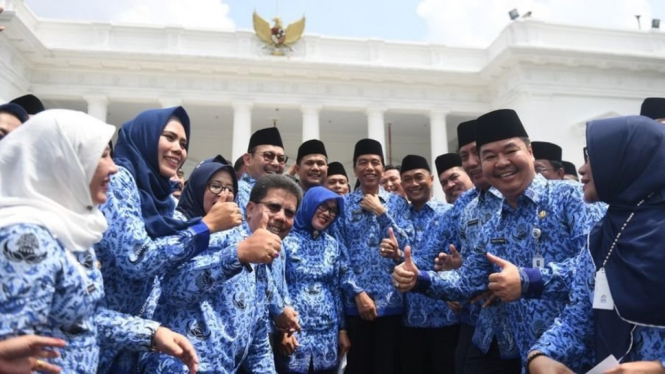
[21,0,665,47]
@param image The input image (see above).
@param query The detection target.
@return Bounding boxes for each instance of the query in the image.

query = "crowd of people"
[1,89,665,374]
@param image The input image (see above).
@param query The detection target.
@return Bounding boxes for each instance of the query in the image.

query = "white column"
[366,107,386,154]
[159,98,183,108]
[232,101,253,162]
[85,95,108,122]
[301,105,322,142]
[430,110,449,201]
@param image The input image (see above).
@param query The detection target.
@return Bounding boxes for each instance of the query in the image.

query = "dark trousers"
[400,324,460,374]
[463,338,521,374]
[454,324,475,374]
[345,315,402,374]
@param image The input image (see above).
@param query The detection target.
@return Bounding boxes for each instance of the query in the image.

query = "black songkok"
[401,155,430,174]
[640,97,665,120]
[9,94,45,115]
[353,138,384,165]
[435,153,462,176]
[531,141,562,162]
[0,103,29,123]
[562,161,578,177]
[327,162,347,178]
[476,109,528,150]
[457,120,477,149]
[297,139,328,163]
[248,127,283,152]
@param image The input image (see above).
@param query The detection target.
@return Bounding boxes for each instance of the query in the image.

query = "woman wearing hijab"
[527,115,665,373]
[274,186,352,374]
[0,110,199,374]
[94,107,237,371]
[142,158,288,373]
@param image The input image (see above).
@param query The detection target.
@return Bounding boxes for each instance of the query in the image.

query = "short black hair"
[234,156,245,172]
[549,160,563,171]
[249,174,303,209]
[385,164,401,172]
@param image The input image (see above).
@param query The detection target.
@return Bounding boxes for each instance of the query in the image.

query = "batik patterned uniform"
[276,228,349,373]
[457,187,518,358]
[335,188,413,316]
[417,175,605,362]
[95,166,210,369]
[404,199,457,328]
[0,224,159,373]
[531,247,665,372]
[141,223,276,373]
[237,173,256,218]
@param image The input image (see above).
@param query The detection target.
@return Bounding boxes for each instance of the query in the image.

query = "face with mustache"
[459,141,490,191]
[480,137,535,206]
[438,167,473,204]
[244,144,287,179]
[325,174,349,195]
[90,145,119,205]
[246,188,297,239]
[296,154,328,190]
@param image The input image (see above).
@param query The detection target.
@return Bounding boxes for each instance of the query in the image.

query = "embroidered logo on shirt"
[3,233,47,264]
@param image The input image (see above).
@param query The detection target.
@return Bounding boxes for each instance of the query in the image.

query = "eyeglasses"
[316,203,338,217]
[255,151,288,165]
[208,182,235,195]
[256,201,296,219]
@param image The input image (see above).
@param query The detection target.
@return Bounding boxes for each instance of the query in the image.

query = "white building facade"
[1,0,664,196]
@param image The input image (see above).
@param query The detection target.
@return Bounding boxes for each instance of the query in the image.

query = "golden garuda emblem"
[253,11,306,55]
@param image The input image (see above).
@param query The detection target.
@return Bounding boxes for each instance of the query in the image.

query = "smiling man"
[393,109,604,369]
[436,153,473,204]
[295,139,328,192]
[532,142,564,181]
[237,127,287,217]
[334,138,413,374]
[395,154,460,374]
[325,162,350,195]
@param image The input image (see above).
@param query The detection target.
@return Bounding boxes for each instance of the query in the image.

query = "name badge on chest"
[592,268,614,310]
[532,255,544,269]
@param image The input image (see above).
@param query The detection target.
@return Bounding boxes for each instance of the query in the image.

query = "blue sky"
[22,0,665,47]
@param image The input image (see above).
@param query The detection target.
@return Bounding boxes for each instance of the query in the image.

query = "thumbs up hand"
[379,227,400,259]
[434,244,463,271]
[486,253,521,303]
[392,246,419,293]
[238,212,282,264]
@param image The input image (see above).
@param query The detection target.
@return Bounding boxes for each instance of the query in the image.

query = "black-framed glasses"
[583,147,588,162]
[208,182,234,195]
[316,203,338,217]
[256,201,296,219]
[255,151,288,165]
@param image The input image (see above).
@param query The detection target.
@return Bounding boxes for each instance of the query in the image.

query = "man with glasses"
[334,138,413,374]
[238,127,288,217]
[294,139,329,192]
[532,142,565,181]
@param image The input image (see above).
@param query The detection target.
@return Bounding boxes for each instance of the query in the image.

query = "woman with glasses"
[274,186,354,374]
[527,115,665,373]
[142,160,292,373]
[94,107,238,372]
[0,110,198,374]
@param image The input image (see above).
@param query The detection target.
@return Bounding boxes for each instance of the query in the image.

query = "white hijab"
[0,109,116,252]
